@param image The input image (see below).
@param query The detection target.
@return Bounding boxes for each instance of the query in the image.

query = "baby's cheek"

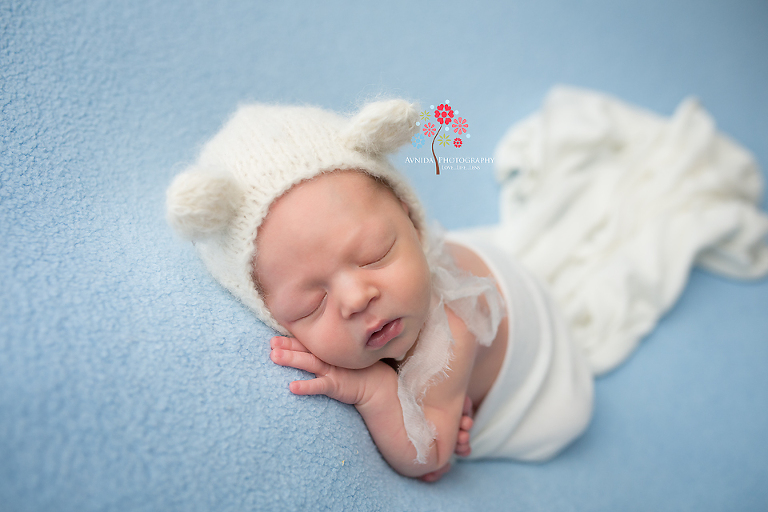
[293,323,334,360]
[417,251,433,297]
[401,255,432,318]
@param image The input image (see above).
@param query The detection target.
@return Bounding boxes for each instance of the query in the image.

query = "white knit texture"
[165,167,243,240]
[342,99,420,155]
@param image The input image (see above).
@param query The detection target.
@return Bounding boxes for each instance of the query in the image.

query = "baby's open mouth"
[366,319,403,349]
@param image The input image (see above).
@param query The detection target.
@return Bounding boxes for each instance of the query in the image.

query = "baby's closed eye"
[361,237,396,268]
[293,293,327,322]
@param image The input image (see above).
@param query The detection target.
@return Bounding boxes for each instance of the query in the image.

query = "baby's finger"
[290,376,358,405]
[270,347,329,375]
[289,377,323,396]
[455,444,471,457]
[462,395,474,418]
[289,376,338,397]
[455,440,470,453]
[459,415,474,432]
[270,336,310,353]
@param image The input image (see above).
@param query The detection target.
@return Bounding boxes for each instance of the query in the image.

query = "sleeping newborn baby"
[164,99,600,480]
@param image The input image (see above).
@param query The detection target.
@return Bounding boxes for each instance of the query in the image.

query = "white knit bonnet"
[165,99,426,334]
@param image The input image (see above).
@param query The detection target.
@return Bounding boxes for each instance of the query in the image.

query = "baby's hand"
[419,395,474,483]
[269,336,388,406]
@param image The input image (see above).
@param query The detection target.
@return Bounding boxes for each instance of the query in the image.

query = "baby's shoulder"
[444,241,493,281]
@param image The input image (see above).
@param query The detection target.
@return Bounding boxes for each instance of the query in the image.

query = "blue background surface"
[2,1,767,510]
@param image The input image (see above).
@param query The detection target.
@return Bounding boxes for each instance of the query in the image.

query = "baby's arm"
[419,395,474,483]
[269,308,479,479]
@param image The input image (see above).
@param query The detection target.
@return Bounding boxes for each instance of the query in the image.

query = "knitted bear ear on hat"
[342,99,420,156]
[166,167,243,240]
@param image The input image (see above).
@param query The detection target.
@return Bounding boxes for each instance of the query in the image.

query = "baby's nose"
[338,272,378,318]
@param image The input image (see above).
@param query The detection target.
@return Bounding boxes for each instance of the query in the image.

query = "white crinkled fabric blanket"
[492,86,768,375]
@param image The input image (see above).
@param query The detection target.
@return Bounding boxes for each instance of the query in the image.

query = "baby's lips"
[365,318,403,349]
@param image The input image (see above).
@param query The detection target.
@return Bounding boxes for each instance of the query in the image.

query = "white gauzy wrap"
[493,86,768,375]
[396,227,506,464]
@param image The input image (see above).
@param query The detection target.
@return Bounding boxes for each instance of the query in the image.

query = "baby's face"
[255,171,432,370]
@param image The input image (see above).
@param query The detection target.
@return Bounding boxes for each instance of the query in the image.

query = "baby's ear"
[166,167,243,240]
[342,99,419,155]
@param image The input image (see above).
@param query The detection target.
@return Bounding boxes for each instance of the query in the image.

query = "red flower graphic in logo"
[451,117,468,135]
[453,138,462,148]
[434,104,454,125]
[422,122,437,138]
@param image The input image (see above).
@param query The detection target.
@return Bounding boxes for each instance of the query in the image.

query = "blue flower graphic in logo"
[411,133,425,149]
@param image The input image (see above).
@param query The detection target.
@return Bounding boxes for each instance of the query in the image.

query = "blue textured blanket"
[2,1,767,511]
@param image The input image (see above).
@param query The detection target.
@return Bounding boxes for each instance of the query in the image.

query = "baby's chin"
[393,343,411,361]
[393,330,421,363]
[378,336,419,373]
